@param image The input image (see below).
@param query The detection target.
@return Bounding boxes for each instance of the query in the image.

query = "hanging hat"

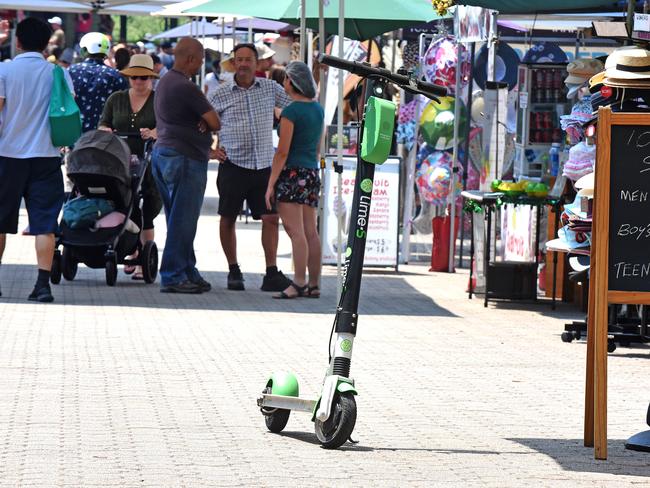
[120,54,158,78]
[472,41,519,91]
[522,42,568,64]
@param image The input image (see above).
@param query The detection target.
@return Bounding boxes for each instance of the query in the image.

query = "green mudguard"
[266,371,300,397]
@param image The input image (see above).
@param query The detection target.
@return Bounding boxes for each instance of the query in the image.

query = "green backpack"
[49,65,81,147]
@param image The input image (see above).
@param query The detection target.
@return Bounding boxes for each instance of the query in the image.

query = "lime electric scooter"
[257,55,447,449]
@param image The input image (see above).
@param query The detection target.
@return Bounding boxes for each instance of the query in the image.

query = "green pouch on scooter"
[361,96,396,164]
[49,65,82,147]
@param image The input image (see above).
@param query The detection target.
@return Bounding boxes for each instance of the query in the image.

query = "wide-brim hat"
[604,47,650,80]
[569,254,590,272]
[575,172,594,190]
[588,71,606,93]
[577,187,594,198]
[221,43,276,73]
[473,41,519,91]
[120,54,158,78]
[603,76,650,89]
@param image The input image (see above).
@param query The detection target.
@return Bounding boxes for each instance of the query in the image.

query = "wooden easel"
[584,108,650,459]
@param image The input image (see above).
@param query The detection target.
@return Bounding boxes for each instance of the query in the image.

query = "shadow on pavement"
[508,438,650,477]
[0,264,457,317]
[274,431,532,455]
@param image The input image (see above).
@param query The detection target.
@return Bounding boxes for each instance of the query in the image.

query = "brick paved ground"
[0,163,649,487]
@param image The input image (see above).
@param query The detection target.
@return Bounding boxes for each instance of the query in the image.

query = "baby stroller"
[50,130,158,286]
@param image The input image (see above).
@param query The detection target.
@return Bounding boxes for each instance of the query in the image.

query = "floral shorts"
[275,167,320,208]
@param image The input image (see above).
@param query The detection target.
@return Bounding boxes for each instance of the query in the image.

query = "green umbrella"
[184,0,444,40]
[459,0,618,14]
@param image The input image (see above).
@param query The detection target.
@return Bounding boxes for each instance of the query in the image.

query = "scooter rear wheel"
[261,387,290,433]
[315,392,356,449]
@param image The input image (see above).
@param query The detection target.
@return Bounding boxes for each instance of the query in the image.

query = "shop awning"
[459,0,619,14]
[0,0,183,15]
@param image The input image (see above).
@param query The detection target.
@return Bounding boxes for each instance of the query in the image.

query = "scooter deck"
[257,394,317,413]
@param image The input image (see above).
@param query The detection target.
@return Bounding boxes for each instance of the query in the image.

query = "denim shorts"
[0,156,64,234]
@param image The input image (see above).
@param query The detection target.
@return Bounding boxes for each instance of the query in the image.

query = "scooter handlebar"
[319,54,447,99]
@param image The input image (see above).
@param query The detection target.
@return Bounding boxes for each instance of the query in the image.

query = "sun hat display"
[285,61,317,99]
[120,54,159,78]
[472,41,519,91]
[560,97,593,143]
[563,141,596,181]
[522,42,568,64]
[565,58,604,97]
[79,32,111,56]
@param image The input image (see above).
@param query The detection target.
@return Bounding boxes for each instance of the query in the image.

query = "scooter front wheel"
[315,392,356,449]
[261,387,290,433]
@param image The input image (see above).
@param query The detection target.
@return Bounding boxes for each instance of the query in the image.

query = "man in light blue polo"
[0,17,73,302]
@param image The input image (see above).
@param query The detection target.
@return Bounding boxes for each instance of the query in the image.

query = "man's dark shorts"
[0,156,64,234]
[216,160,275,219]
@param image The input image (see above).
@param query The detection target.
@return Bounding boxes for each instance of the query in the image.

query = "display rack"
[514,63,571,180]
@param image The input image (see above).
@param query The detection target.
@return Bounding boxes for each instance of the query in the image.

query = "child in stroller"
[51,130,158,286]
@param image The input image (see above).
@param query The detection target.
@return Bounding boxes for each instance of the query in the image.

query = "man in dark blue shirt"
[69,32,128,132]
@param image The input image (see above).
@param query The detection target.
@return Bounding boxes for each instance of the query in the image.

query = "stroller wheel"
[141,240,158,284]
[51,250,62,285]
[61,246,78,281]
[105,256,118,286]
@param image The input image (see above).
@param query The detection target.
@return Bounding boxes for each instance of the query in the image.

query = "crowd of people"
[0,17,325,302]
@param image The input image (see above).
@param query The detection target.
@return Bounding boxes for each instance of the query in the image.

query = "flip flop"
[306,285,320,298]
[124,265,136,275]
[273,282,307,299]
[132,272,144,280]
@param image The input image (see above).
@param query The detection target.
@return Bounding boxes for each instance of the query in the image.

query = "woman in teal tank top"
[265,61,324,299]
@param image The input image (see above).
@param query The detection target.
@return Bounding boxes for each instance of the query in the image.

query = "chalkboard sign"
[608,124,650,291]
[585,108,650,461]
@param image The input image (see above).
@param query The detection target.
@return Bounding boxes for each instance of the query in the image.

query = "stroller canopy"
[67,130,131,186]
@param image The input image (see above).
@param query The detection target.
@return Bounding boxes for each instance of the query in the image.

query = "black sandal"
[306,285,320,298]
[273,282,307,299]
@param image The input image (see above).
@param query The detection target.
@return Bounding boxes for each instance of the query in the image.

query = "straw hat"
[120,54,159,78]
[220,43,276,73]
[604,47,650,80]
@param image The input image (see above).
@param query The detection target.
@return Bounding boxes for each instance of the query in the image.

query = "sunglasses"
[129,76,150,81]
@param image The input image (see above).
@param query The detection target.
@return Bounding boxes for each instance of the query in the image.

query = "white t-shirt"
[0,52,75,158]
[204,72,220,95]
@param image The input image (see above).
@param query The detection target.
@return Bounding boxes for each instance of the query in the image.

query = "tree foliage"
[110,15,188,43]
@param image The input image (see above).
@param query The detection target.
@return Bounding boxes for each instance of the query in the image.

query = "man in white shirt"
[0,17,73,302]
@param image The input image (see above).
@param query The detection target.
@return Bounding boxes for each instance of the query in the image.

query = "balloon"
[422,36,471,94]
[416,143,435,169]
[416,151,463,206]
[419,96,468,150]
